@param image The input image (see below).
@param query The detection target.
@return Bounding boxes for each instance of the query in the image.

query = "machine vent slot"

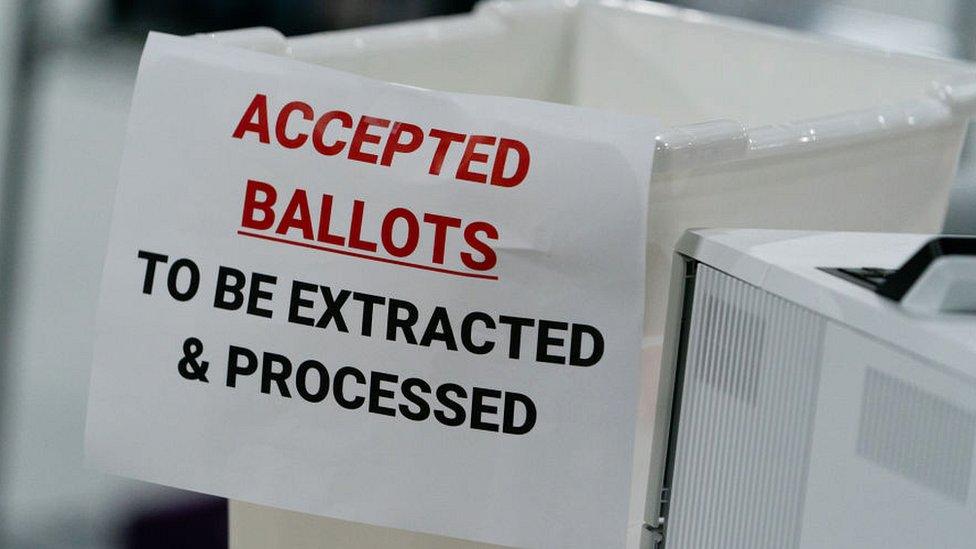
[696,294,765,404]
[857,369,975,503]
[665,266,825,549]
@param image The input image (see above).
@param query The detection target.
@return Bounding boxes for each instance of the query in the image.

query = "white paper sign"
[86,33,657,549]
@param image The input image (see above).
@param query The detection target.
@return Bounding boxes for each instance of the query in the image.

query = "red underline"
[237,230,500,281]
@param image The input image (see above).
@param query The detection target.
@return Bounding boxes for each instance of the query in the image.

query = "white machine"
[646,229,976,549]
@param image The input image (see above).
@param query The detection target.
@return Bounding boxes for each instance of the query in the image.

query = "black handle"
[876,236,976,301]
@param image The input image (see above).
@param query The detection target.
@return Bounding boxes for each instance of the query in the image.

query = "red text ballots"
[240,179,500,279]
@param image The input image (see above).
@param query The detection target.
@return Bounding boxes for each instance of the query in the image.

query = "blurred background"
[0,1,974,548]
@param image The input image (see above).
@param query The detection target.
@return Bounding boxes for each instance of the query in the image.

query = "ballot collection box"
[200,1,976,547]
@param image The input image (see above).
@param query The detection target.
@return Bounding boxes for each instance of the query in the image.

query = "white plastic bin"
[208,1,976,547]
[209,0,976,340]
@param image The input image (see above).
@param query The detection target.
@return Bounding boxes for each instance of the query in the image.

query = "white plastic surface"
[659,259,976,548]
[207,1,976,547]
[649,228,976,534]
